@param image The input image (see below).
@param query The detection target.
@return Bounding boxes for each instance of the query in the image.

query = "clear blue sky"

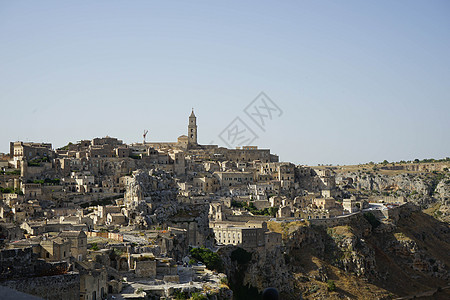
[1,1,449,165]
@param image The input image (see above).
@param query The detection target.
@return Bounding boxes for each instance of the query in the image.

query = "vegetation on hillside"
[231,200,278,217]
[190,247,223,272]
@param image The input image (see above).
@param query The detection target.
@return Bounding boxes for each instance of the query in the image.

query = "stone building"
[343,196,361,213]
[39,236,71,262]
[193,175,219,193]
[75,261,108,300]
[10,142,53,168]
[312,197,336,210]
[0,247,80,300]
[130,254,157,278]
[21,183,42,200]
[188,109,198,145]
[106,213,127,226]
[214,171,254,187]
[59,230,87,261]
[210,220,271,249]
[277,205,292,218]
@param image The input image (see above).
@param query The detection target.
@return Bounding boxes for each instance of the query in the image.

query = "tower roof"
[190,108,196,118]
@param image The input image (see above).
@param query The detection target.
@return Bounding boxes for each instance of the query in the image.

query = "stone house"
[75,261,108,300]
[193,175,219,193]
[214,171,254,187]
[21,183,42,200]
[265,231,282,249]
[106,213,127,226]
[0,222,24,242]
[40,236,71,262]
[269,196,283,207]
[312,197,336,210]
[343,196,360,213]
[277,205,292,218]
[95,205,121,225]
[59,231,87,261]
[130,254,157,278]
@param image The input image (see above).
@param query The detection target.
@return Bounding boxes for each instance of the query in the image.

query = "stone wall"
[309,212,360,227]
[0,247,33,280]
[86,231,124,242]
[134,260,156,278]
[0,272,80,300]
[309,203,412,227]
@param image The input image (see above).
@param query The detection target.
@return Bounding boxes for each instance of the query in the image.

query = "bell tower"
[188,109,197,145]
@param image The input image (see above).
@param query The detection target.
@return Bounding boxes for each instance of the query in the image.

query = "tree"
[190,247,223,271]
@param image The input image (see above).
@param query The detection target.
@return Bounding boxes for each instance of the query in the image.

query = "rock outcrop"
[220,205,450,299]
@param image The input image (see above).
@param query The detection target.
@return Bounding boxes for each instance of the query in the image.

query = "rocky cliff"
[335,168,450,223]
[220,205,450,299]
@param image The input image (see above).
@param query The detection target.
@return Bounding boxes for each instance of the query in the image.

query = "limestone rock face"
[335,171,450,210]
[125,169,177,204]
[336,172,432,195]
[243,246,295,294]
[123,169,178,227]
[435,177,450,201]
[219,206,450,299]
[218,245,295,298]
[434,177,450,222]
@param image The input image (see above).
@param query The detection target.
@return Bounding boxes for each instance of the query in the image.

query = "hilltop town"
[0,111,449,300]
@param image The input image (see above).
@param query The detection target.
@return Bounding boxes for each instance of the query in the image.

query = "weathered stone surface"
[0,272,80,300]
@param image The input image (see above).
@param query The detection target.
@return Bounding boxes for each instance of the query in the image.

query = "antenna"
[143,130,148,144]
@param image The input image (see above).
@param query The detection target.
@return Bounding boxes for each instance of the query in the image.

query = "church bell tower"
[188,109,197,145]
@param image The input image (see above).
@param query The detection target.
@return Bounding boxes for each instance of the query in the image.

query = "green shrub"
[190,247,223,271]
[327,280,336,291]
[90,243,99,251]
[5,170,20,175]
[190,293,207,300]
[174,290,188,299]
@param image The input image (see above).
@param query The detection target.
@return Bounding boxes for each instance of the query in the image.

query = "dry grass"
[292,251,392,299]
[268,221,308,239]
[329,225,354,238]
[423,203,441,216]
